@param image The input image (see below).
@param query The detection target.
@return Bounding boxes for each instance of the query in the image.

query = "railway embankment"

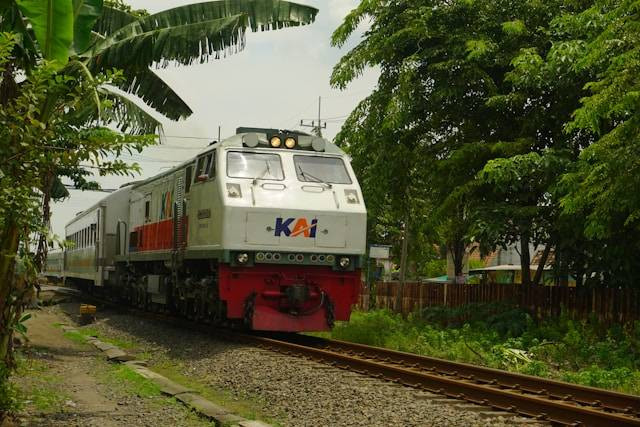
[68,304,543,426]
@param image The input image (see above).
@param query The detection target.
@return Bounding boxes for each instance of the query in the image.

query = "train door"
[95,207,104,286]
[173,175,185,249]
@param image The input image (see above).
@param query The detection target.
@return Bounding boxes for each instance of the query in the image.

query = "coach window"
[91,224,96,245]
[185,165,193,193]
[196,156,207,178]
[205,152,215,177]
[144,200,150,221]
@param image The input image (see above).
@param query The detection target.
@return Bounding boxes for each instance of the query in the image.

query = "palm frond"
[122,0,318,33]
[90,14,247,69]
[64,59,101,119]
[117,67,192,120]
[92,5,137,36]
[99,86,163,134]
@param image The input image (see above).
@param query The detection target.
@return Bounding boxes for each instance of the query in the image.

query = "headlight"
[236,253,249,264]
[270,136,282,148]
[345,189,359,204]
[339,257,350,268]
[227,183,242,198]
[284,137,297,149]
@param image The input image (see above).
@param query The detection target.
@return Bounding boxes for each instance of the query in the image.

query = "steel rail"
[283,334,640,415]
[242,334,640,427]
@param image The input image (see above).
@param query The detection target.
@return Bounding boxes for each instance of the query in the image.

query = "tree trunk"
[532,243,552,286]
[520,233,531,286]
[453,239,465,284]
[34,172,55,272]
[396,219,410,313]
[0,222,20,369]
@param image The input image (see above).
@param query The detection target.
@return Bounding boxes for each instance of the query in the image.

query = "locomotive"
[45,128,366,332]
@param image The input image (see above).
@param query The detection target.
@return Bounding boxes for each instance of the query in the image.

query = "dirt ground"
[8,307,211,427]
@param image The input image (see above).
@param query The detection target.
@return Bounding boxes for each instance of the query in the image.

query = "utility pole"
[300,96,327,137]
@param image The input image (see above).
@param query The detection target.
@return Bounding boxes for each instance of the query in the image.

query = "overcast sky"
[50,0,378,237]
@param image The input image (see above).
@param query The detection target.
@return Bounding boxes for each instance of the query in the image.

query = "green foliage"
[423,259,446,278]
[501,19,527,36]
[72,0,104,53]
[332,0,640,287]
[0,361,21,413]
[11,313,30,337]
[328,308,640,394]
[15,0,74,64]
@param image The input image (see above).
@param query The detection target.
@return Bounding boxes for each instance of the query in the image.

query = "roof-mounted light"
[270,136,282,148]
[285,137,297,149]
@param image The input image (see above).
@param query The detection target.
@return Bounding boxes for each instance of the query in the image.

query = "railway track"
[47,285,640,426]
[244,333,640,426]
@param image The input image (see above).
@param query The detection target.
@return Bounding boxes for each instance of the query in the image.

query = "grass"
[55,322,267,425]
[12,356,68,413]
[151,360,283,426]
[316,305,640,395]
[53,323,136,349]
[98,363,162,399]
[62,330,89,345]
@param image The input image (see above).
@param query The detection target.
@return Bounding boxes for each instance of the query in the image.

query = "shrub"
[331,304,640,395]
[0,362,20,416]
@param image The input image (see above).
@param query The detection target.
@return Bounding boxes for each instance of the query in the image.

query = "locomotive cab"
[199,128,366,331]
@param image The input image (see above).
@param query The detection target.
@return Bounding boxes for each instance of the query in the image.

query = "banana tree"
[2,0,317,129]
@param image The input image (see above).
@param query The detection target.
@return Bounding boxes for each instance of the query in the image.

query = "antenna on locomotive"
[209,125,222,145]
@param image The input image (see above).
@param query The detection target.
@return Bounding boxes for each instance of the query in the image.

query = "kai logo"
[275,218,318,238]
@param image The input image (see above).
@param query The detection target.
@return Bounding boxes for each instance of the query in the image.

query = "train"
[44,127,366,332]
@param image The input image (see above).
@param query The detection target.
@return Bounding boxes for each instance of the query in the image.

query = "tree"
[331,0,581,282]
[551,0,640,287]
[0,32,155,378]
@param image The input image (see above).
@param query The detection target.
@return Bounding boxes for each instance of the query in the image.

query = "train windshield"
[294,156,352,184]
[227,152,284,180]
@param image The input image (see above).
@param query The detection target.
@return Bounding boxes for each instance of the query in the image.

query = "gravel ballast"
[74,307,546,427]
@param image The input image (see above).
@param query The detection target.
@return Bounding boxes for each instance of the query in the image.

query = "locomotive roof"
[127,130,347,190]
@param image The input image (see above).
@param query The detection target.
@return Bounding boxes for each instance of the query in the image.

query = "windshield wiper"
[253,160,272,185]
[297,165,332,189]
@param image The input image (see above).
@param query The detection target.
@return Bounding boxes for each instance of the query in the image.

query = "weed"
[101,364,161,398]
[62,330,89,345]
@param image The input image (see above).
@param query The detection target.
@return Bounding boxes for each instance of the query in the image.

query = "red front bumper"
[218,264,361,332]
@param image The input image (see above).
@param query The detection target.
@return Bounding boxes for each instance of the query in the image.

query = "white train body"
[46,128,366,331]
